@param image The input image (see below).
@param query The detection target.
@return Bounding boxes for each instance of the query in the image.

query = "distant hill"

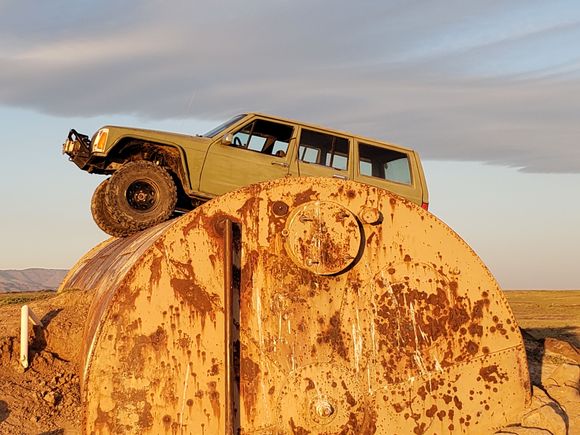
[0,268,68,292]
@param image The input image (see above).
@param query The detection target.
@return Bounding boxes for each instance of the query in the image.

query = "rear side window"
[232,119,294,157]
[298,129,349,170]
[359,143,412,185]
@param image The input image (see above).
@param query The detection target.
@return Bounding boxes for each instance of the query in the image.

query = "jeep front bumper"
[63,129,92,169]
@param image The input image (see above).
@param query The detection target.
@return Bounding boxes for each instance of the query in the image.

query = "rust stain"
[479,365,508,384]
[426,404,438,418]
[162,414,171,431]
[177,333,191,349]
[93,404,114,433]
[208,358,220,376]
[316,311,349,361]
[292,187,317,206]
[289,417,311,435]
[109,388,153,430]
[465,340,479,355]
[240,349,261,422]
[237,196,261,218]
[150,254,163,288]
[171,277,220,327]
[169,260,220,327]
[181,208,205,237]
[207,381,220,421]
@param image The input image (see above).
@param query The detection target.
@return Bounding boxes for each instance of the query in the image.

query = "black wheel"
[91,179,134,237]
[105,161,177,232]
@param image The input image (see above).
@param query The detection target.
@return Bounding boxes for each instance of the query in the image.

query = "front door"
[199,117,296,196]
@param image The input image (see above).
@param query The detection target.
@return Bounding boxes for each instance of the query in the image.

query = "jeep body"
[63,113,429,235]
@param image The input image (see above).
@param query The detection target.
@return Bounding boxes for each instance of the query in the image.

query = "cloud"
[1,0,579,172]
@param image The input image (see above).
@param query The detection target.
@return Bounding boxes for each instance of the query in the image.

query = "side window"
[231,120,293,157]
[298,129,349,170]
[359,143,412,185]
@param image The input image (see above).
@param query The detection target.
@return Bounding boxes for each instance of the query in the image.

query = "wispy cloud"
[1,0,579,172]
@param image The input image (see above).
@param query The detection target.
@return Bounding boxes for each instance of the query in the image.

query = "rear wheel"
[105,161,177,233]
[91,179,133,237]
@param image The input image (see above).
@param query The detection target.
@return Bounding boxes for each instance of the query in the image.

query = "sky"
[0,0,579,289]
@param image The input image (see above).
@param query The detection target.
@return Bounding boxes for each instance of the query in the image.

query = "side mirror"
[221,133,233,145]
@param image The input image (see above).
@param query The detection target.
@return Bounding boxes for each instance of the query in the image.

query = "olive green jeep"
[63,113,429,237]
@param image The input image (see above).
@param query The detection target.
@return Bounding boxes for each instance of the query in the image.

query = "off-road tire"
[91,179,134,237]
[105,161,177,233]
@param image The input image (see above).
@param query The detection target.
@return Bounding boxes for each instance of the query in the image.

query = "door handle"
[272,161,289,167]
[332,174,348,180]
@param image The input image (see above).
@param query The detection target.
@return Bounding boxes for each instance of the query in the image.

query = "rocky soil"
[0,290,578,434]
[0,289,92,434]
[497,330,579,434]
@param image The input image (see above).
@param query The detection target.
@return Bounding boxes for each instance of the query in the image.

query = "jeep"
[63,113,429,237]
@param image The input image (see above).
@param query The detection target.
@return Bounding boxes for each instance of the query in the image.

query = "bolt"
[272,201,289,216]
[359,207,382,225]
[314,400,334,418]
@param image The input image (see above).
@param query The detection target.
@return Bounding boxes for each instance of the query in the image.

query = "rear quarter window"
[359,142,412,185]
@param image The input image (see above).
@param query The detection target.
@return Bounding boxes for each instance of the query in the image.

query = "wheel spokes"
[126,181,157,211]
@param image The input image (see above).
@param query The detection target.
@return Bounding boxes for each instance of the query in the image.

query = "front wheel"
[91,179,133,237]
[105,161,177,233]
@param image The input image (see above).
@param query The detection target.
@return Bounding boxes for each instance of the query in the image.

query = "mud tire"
[91,179,134,237]
[105,161,177,233]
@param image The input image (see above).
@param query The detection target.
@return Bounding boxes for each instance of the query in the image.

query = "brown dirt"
[0,289,92,434]
[0,289,578,434]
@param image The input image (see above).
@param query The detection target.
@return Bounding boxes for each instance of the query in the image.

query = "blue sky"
[0,0,579,289]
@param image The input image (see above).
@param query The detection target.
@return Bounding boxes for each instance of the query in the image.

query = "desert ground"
[504,290,580,347]
[0,289,578,434]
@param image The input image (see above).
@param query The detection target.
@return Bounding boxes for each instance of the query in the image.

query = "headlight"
[92,128,109,153]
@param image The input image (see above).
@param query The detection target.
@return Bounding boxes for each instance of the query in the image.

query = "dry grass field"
[504,290,580,347]
[0,290,54,307]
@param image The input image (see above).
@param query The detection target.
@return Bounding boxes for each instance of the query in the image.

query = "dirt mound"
[0,289,92,434]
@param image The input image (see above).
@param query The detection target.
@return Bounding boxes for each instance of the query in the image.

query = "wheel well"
[106,139,192,206]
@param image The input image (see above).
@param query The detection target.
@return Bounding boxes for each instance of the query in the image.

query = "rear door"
[295,127,353,180]
[353,140,424,206]
[200,117,297,196]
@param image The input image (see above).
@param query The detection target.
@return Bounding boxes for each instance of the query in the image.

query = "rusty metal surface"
[68,177,531,434]
[59,220,174,381]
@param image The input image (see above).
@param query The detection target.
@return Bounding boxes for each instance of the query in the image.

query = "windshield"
[203,114,246,137]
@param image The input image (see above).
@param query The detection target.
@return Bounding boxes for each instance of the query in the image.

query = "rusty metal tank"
[60,177,531,434]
